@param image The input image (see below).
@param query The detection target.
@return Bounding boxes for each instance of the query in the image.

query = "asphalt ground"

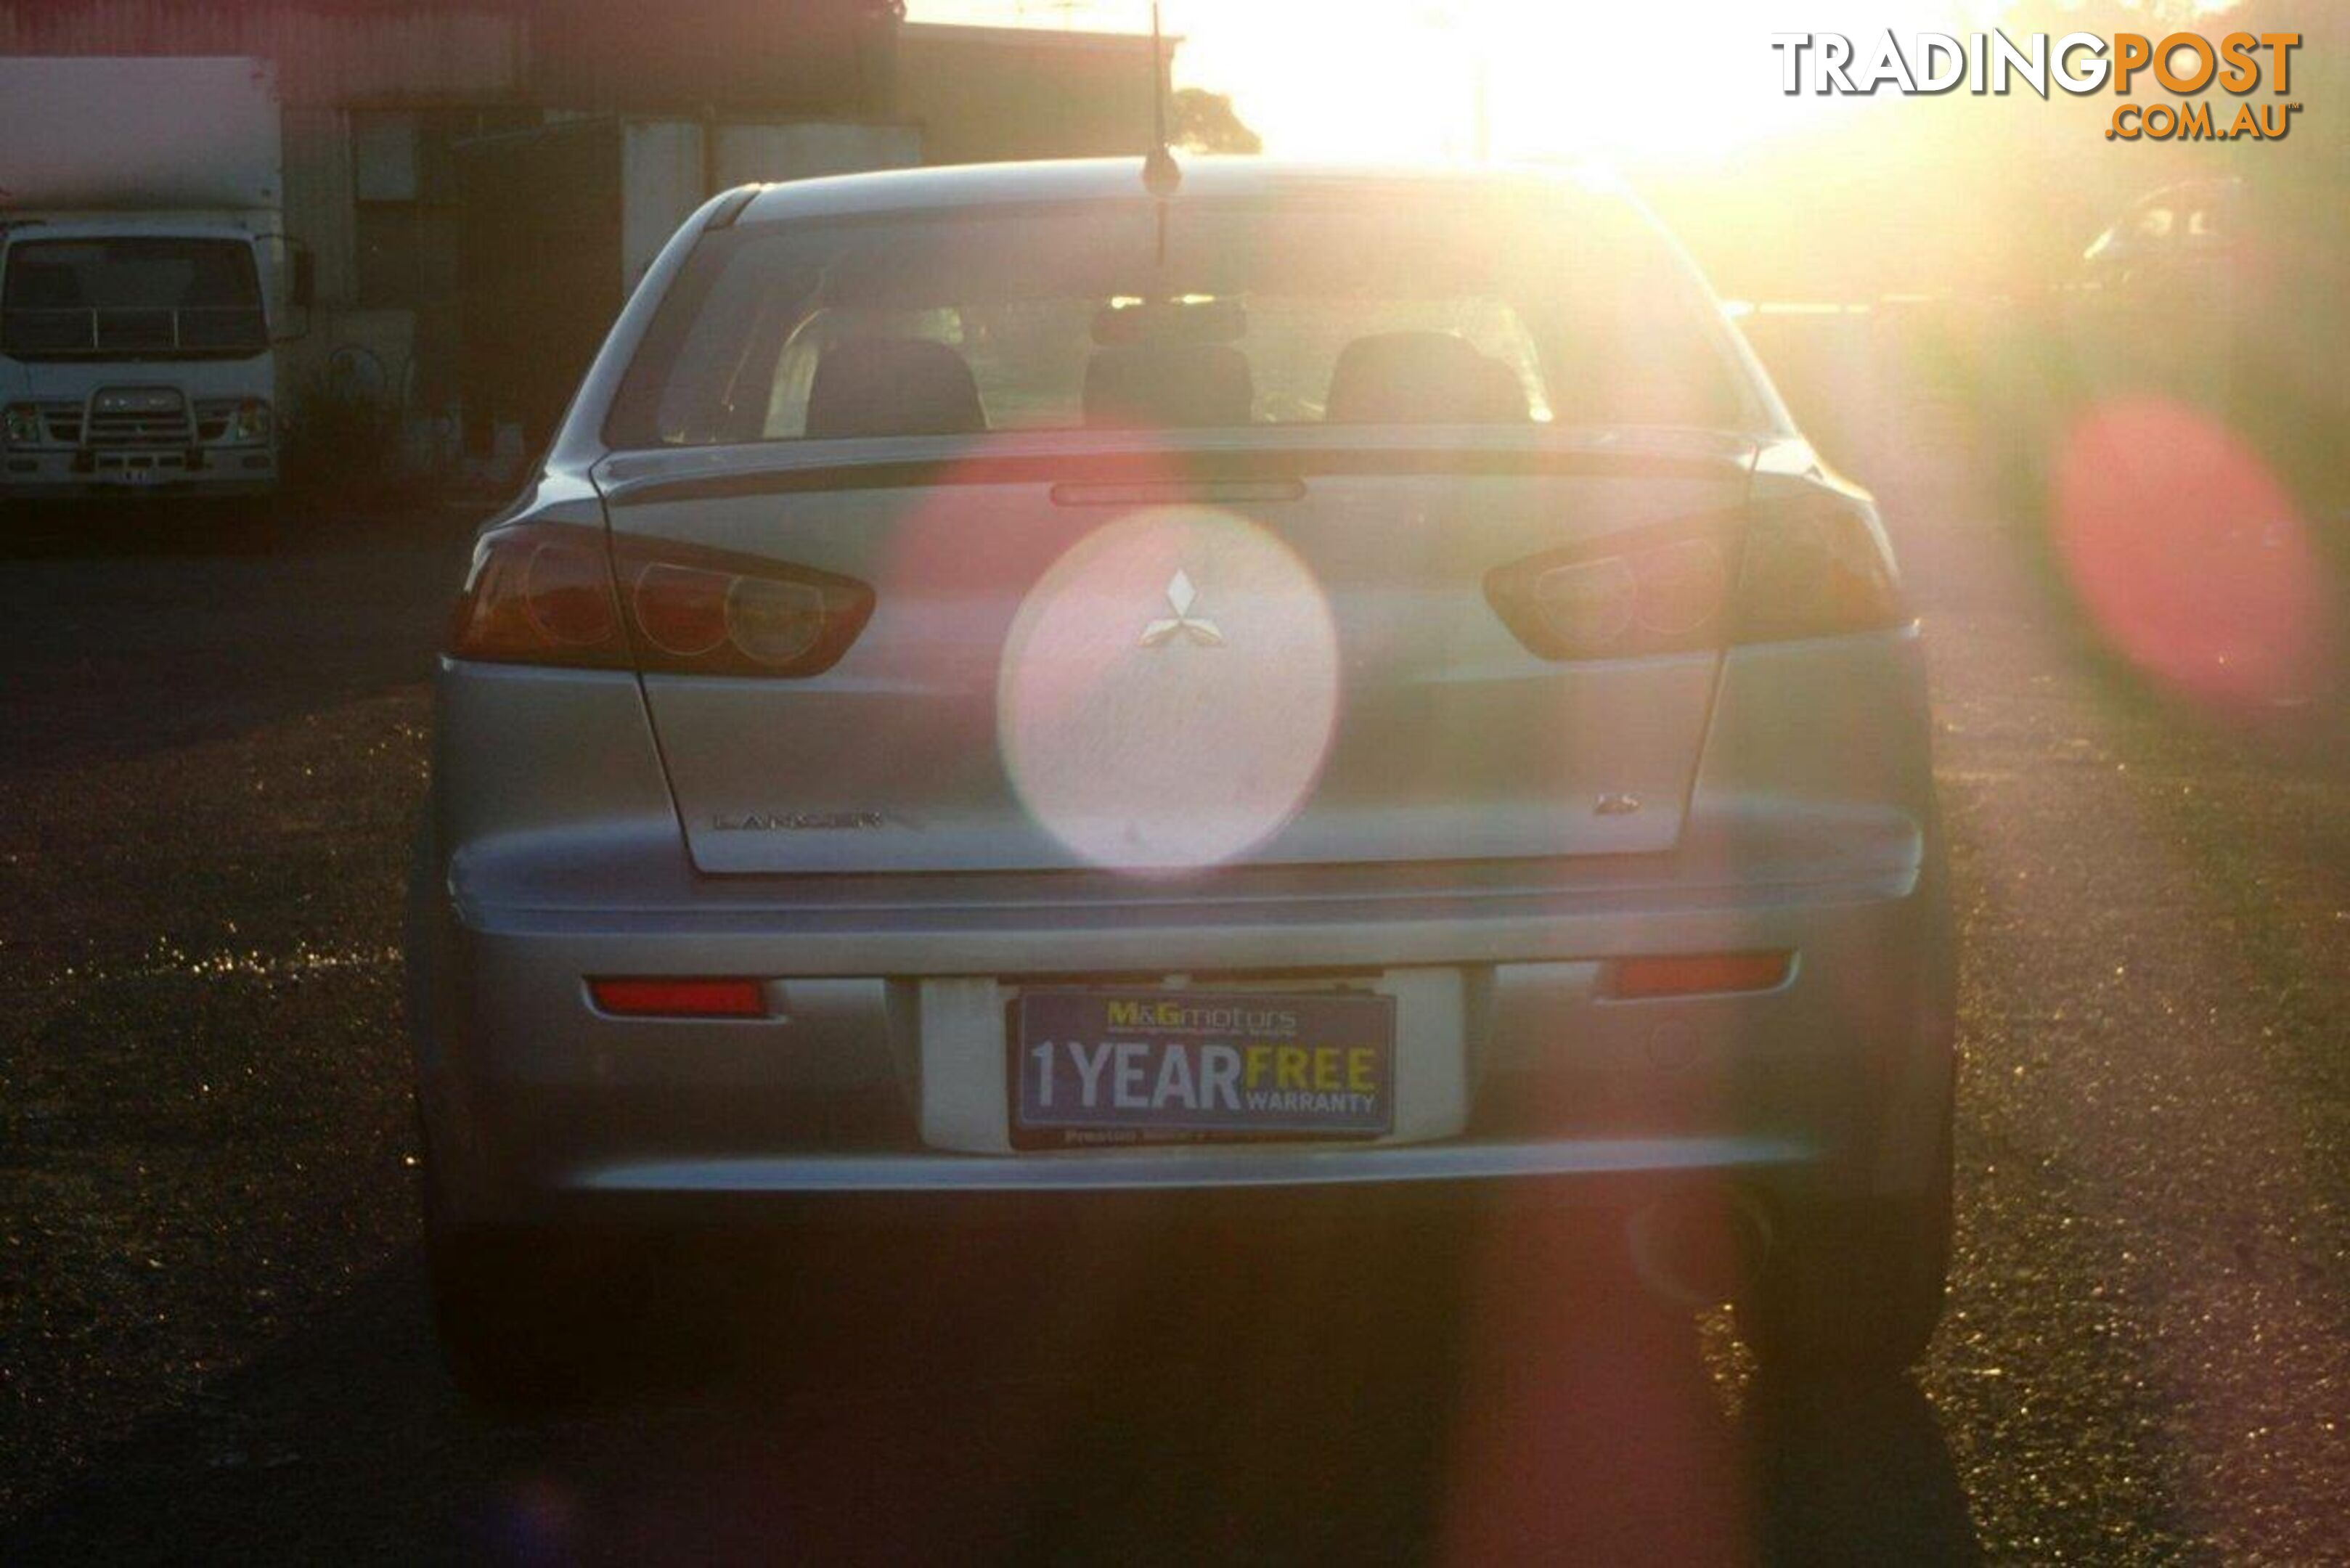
[1,472,2344,1564]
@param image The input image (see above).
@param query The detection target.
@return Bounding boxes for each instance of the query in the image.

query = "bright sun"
[910,0,2017,165]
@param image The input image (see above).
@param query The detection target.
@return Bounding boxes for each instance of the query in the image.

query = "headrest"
[1082,342,1254,429]
[1324,330,1530,425]
[805,337,985,440]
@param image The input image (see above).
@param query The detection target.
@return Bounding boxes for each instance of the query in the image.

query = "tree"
[1171,88,1261,155]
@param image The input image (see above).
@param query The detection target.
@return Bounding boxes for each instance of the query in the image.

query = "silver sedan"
[408,157,1954,1400]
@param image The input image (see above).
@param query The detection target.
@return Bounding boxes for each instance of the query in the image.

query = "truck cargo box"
[0,57,281,213]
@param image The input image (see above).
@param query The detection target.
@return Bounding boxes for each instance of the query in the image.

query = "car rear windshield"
[604,192,1763,449]
[1,237,268,359]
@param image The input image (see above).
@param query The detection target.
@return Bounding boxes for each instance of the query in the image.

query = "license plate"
[1011,989,1396,1148]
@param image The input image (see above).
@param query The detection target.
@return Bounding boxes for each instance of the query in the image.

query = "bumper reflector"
[589,977,767,1018]
[1610,951,1792,1000]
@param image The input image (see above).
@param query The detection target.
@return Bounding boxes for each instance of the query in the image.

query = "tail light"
[446,523,874,677]
[1485,483,1905,661]
[1730,486,1905,645]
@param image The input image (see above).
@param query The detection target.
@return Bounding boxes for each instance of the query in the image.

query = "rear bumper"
[413,624,1951,1230]
[411,854,1954,1230]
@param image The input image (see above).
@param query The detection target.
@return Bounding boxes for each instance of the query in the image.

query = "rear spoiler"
[596,435,1759,509]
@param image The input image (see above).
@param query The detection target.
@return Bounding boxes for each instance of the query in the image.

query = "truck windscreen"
[1,237,266,359]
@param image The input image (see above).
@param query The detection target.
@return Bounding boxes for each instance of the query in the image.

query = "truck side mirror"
[273,241,317,343]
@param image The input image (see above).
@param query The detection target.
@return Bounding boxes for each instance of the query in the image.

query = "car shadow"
[4,1217,1980,1566]
[1748,1376,1979,1567]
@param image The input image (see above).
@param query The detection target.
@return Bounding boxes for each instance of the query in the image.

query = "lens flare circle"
[2054,397,2333,709]
[998,506,1339,873]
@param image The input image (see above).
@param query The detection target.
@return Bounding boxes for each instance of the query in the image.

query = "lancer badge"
[1139,570,1224,648]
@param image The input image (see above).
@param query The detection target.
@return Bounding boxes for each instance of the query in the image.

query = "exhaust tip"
[1627,1188,1774,1308]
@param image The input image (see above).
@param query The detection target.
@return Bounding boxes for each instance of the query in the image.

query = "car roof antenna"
[1142,2,1180,262]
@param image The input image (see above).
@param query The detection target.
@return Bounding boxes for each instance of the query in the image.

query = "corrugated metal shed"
[3,1,895,114]
[525,0,892,117]
[0,3,529,106]
[897,22,1167,167]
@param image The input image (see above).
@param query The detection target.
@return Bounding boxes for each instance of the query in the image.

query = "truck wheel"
[1747,1127,1954,1389]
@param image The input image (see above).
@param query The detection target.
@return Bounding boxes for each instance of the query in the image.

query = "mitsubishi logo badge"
[1139,569,1224,648]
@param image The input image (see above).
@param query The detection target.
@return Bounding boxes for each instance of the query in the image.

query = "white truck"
[1,57,309,500]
